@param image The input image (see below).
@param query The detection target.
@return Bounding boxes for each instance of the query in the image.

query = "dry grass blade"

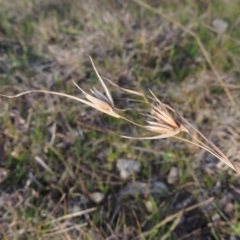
[87,55,114,107]
[0,56,122,118]
[173,135,239,173]
[121,131,181,140]
[160,212,183,240]
[34,156,55,176]
[179,115,240,174]
[47,208,96,224]
[42,223,88,238]
[103,77,145,97]
[0,88,120,118]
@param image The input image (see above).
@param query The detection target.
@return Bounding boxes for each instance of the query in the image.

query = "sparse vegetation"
[1,0,240,239]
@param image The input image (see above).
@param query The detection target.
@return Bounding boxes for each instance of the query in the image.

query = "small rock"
[167,166,179,184]
[0,168,9,184]
[90,192,104,203]
[230,236,237,240]
[212,19,228,33]
[162,63,173,72]
[219,193,234,216]
[18,228,26,235]
[224,202,234,214]
[195,56,203,63]
[212,180,221,195]
[211,213,220,222]
[198,197,213,213]
[120,182,149,197]
[41,210,48,217]
[144,200,154,213]
[71,205,81,213]
[120,181,168,198]
[151,181,169,194]
[116,159,140,179]
[175,195,193,209]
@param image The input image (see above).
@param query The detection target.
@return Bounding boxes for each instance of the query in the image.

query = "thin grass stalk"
[179,115,239,173]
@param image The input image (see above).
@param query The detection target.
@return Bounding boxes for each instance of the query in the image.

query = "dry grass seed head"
[146,103,188,134]
[122,90,189,140]
[72,55,120,118]
[0,56,121,119]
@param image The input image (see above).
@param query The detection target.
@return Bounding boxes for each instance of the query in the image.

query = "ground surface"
[1,0,240,239]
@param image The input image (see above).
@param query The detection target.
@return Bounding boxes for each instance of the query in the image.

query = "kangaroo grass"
[123,92,239,173]
[114,82,239,173]
[121,91,188,140]
[0,57,238,174]
[0,56,122,118]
